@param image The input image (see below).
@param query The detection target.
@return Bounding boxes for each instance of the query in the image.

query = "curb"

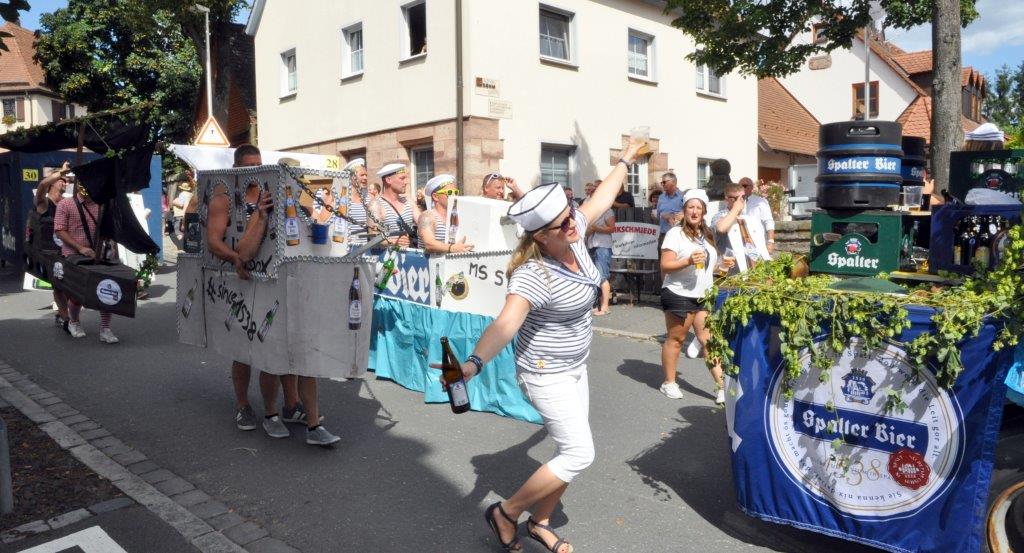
[592,326,663,343]
[0,360,301,553]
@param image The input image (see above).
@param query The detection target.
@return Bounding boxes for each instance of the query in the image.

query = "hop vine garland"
[705,224,1024,403]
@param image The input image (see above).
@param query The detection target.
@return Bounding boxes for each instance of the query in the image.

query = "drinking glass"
[631,126,651,156]
[718,248,736,275]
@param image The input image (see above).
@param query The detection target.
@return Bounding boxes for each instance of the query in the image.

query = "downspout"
[455,0,464,190]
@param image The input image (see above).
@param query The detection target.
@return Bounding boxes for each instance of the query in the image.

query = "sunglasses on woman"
[546,204,576,233]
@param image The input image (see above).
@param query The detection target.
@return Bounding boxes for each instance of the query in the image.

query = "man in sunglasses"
[652,172,683,249]
[418,174,474,254]
[481,172,524,202]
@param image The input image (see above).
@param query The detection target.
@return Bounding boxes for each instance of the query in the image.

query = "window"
[697,159,713,188]
[540,144,573,189]
[342,23,364,77]
[539,7,572,62]
[280,49,297,96]
[51,100,66,122]
[696,65,723,96]
[628,30,654,79]
[852,81,879,119]
[811,23,827,45]
[2,99,15,119]
[410,146,435,193]
[67,105,75,119]
[402,1,427,59]
[626,157,649,206]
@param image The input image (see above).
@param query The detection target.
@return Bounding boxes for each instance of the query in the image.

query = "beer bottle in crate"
[440,337,471,414]
[285,186,300,246]
[348,267,362,330]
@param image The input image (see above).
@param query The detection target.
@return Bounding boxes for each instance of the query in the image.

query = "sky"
[15,0,1024,79]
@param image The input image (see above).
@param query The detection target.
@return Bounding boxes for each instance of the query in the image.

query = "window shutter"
[15,97,24,121]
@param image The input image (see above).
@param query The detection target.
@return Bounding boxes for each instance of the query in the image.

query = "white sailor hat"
[343,158,365,171]
[682,188,709,207]
[507,182,568,232]
[424,174,457,210]
[377,163,407,178]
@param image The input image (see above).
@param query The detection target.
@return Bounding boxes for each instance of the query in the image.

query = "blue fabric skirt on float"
[369,296,542,424]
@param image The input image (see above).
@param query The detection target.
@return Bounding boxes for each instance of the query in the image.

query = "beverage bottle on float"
[448,198,459,244]
[348,267,362,330]
[257,300,279,342]
[234,188,245,232]
[285,186,300,246]
[333,196,348,244]
[962,217,980,266]
[440,337,470,414]
[975,216,992,267]
[181,279,197,318]
[224,301,240,331]
[376,248,397,291]
[434,263,443,307]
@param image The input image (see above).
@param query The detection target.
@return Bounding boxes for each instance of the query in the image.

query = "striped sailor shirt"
[507,210,601,374]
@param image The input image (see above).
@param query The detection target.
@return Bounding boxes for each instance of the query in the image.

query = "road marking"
[17,526,127,553]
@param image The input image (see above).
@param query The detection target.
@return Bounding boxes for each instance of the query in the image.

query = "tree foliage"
[983,62,1024,146]
[33,0,246,144]
[664,0,978,78]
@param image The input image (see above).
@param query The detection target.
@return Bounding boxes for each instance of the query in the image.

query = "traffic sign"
[194,116,230,147]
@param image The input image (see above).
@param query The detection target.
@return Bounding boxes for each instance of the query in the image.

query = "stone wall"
[775,219,811,255]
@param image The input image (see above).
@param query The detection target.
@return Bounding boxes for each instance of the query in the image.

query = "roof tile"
[758,78,820,157]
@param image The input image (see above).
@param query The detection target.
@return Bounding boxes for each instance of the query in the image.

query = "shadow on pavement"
[626,405,881,553]
[617,358,715,400]
[465,428,569,529]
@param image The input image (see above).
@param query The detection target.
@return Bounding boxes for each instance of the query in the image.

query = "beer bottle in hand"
[440,337,470,414]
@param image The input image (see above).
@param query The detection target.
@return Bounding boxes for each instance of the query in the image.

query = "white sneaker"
[68,322,86,339]
[685,335,702,359]
[715,388,726,405]
[660,382,684,399]
[99,328,119,344]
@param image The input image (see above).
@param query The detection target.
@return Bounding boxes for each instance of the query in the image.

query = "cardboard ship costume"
[176,164,374,379]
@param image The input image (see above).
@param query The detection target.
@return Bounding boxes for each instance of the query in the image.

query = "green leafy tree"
[983,62,1024,132]
[0,0,30,52]
[33,0,246,144]
[665,0,979,193]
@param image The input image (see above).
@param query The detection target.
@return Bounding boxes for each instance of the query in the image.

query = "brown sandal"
[484,502,521,551]
[526,517,573,553]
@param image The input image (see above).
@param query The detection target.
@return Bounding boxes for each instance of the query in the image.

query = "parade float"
[710,122,1024,553]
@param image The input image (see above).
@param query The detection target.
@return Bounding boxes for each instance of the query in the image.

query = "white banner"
[612,222,659,260]
[437,252,513,319]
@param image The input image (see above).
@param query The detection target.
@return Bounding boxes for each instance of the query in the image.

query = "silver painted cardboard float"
[176,165,373,379]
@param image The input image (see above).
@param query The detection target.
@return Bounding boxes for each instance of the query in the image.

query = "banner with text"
[612,222,659,260]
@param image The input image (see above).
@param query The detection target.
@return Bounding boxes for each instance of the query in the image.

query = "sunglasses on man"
[484,173,503,185]
[434,188,460,197]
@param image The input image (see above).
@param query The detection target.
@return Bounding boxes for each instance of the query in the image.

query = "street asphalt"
[0,261,881,553]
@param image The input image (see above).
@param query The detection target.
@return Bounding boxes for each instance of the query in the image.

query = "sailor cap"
[507,182,568,232]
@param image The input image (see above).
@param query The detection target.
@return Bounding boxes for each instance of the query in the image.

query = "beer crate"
[928,203,1022,275]
[949,149,1023,202]
[809,210,904,276]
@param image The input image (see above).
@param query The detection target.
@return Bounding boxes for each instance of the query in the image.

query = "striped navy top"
[347,197,370,245]
[429,210,448,243]
[380,197,415,238]
[507,210,601,374]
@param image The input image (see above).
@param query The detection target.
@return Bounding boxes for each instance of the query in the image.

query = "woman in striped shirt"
[417,174,474,254]
[445,139,643,553]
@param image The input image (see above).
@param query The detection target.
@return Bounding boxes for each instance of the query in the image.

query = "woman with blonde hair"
[658,188,730,403]
[436,138,644,552]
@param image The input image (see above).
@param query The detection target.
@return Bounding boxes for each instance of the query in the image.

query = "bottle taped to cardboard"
[176,165,372,379]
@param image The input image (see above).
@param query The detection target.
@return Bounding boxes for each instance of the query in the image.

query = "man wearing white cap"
[343,158,375,246]
[658,188,729,403]
[373,163,420,248]
[417,174,474,254]
[434,135,644,553]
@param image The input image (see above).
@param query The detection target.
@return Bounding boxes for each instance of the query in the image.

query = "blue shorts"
[589,247,612,282]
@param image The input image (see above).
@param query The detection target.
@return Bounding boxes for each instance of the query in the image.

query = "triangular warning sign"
[194,116,230,147]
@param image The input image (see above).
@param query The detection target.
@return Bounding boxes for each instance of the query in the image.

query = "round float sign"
[96,279,123,306]
[767,338,963,519]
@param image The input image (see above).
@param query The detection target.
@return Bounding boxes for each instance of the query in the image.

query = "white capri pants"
[517,366,594,483]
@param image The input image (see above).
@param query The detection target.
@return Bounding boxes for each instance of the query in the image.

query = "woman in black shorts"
[658,188,731,403]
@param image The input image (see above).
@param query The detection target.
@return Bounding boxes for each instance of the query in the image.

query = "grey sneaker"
[305,426,340,446]
[262,415,289,438]
[235,405,256,431]
[281,402,324,425]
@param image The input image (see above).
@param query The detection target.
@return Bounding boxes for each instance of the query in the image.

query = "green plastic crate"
[809,210,904,276]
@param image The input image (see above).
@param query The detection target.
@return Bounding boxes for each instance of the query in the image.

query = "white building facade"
[247,0,758,205]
